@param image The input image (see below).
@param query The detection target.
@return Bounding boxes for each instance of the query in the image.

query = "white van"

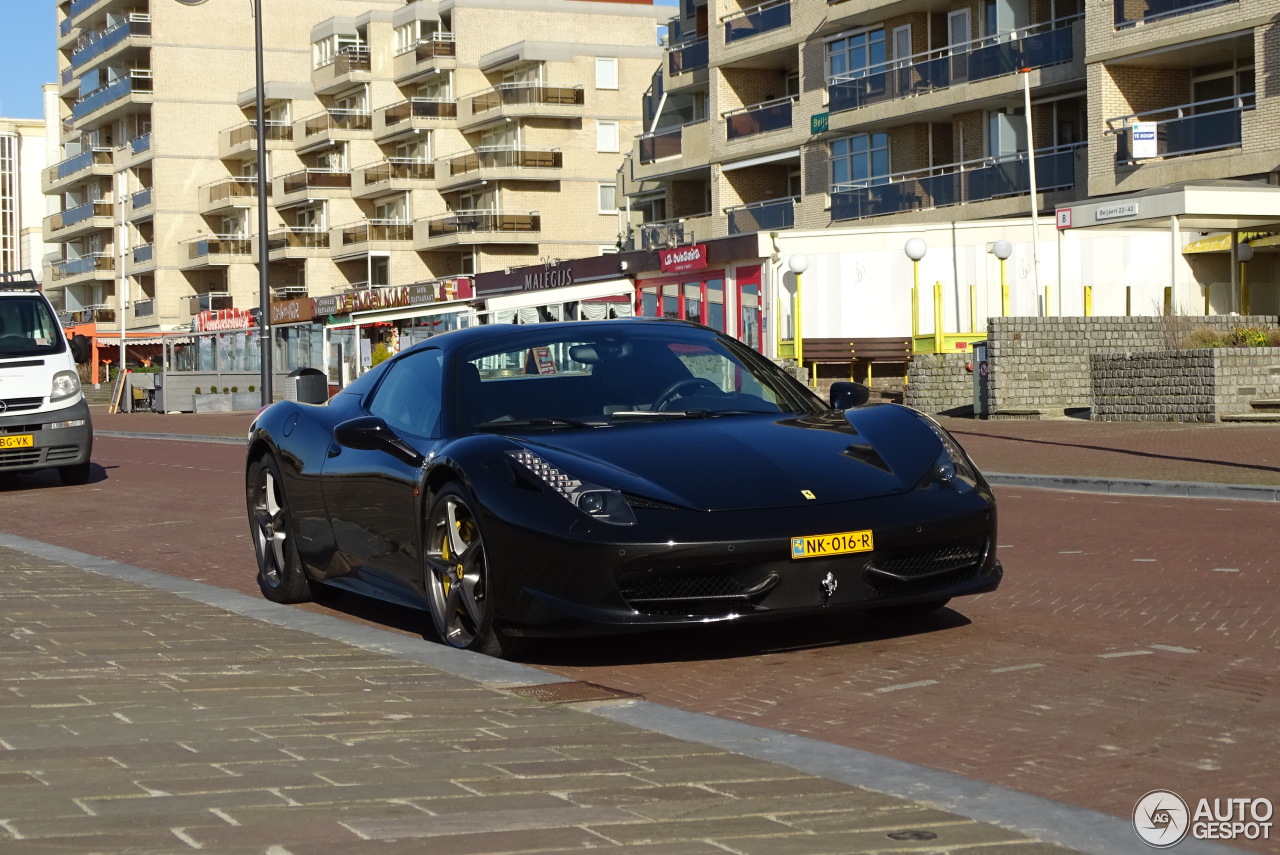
[0,271,93,485]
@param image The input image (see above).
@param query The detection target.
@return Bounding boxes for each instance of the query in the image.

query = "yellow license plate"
[0,434,33,449]
[791,529,874,560]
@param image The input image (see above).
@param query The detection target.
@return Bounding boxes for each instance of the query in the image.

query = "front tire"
[423,484,520,658]
[247,452,311,604]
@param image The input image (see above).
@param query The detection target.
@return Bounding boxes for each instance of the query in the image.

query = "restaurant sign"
[312,279,471,317]
[195,308,254,332]
[659,244,708,273]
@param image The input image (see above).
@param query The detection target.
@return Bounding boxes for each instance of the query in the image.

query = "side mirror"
[829,381,871,410]
[334,416,424,466]
[69,334,91,365]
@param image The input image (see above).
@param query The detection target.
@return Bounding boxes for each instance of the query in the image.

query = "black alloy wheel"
[247,452,312,603]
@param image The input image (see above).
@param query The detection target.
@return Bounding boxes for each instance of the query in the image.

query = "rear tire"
[59,461,92,486]
[247,452,311,604]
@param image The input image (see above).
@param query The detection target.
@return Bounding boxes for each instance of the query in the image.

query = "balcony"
[186,293,234,315]
[128,186,154,219]
[45,200,114,241]
[129,243,154,269]
[71,14,150,70]
[829,18,1077,114]
[830,143,1081,222]
[298,110,372,150]
[181,235,253,269]
[668,38,709,76]
[1110,95,1252,163]
[726,197,796,234]
[72,70,152,122]
[354,158,435,197]
[724,0,790,44]
[313,46,371,95]
[334,220,414,258]
[459,82,584,129]
[200,177,265,215]
[1114,0,1236,29]
[78,304,118,324]
[267,227,329,259]
[43,147,113,193]
[436,147,562,191]
[50,253,114,283]
[133,298,155,320]
[275,169,352,205]
[416,210,540,249]
[219,120,292,159]
[393,33,457,82]
[375,98,456,138]
[725,96,794,141]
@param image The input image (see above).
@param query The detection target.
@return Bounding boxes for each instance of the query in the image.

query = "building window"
[595,57,618,90]
[596,121,619,153]
[826,28,886,80]
[830,133,889,188]
[598,183,617,214]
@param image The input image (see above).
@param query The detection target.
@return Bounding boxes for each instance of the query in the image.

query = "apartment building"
[48,0,666,338]
[0,115,51,278]
[622,0,1277,244]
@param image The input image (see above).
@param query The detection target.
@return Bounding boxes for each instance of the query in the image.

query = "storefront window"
[706,279,725,331]
[683,282,702,326]
[737,269,762,351]
[638,269,761,352]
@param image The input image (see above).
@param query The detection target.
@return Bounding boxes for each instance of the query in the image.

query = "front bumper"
[0,398,93,475]
[482,482,1001,636]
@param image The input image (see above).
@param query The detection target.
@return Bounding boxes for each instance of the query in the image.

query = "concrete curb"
[987,472,1280,502]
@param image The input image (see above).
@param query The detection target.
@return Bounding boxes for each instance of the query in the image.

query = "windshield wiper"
[610,410,714,422]
[476,417,594,431]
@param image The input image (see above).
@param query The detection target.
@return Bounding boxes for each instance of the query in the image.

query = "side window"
[368,348,444,436]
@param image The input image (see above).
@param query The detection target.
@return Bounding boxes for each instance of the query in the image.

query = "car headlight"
[919,417,979,491]
[50,370,81,403]
[506,449,636,526]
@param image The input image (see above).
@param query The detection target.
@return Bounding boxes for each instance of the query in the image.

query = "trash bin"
[287,367,328,404]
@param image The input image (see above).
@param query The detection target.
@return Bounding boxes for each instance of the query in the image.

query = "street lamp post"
[904,238,926,349]
[991,239,1012,316]
[786,253,808,379]
[177,0,271,406]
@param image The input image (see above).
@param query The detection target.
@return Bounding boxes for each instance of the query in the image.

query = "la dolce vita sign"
[659,244,708,273]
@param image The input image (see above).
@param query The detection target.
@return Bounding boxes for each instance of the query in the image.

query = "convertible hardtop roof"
[403,317,712,354]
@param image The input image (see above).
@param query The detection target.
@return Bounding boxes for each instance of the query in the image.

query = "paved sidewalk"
[0,538,1115,855]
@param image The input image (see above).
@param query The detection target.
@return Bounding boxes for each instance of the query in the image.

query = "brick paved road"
[0,435,1274,851]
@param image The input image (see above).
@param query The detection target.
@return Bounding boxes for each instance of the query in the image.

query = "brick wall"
[1092,349,1280,421]
[905,352,974,415]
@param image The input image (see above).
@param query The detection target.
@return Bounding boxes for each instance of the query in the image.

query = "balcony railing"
[130,187,152,209]
[51,253,113,280]
[1109,95,1252,162]
[724,0,791,44]
[71,14,150,68]
[61,17,74,37]
[426,210,540,237]
[81,304,117,323]
[281,169,352,194]
[132,244,153,264]
[444,147,562,175]
[303,110,372,137]
[397,33,456,61]
[360,158,435,184]
[204,177,265,205]
[227,120,292,147]
[133,298,154,317]
[467,82,584,114]
[268,227,329,251]
[639,126,684,163]
[46,147,112,184]
[1114,0,1236,28]
[73,70,152,120]
[724,96,794,141]
[186,293,234,314]
[726,197,796,234]
[829,18,1077,114]
[382,98,457,124]
[668,38,709,74]
[186,236,253,260]
[830,143,1081,222]
[46,200,114,232]
[315,46,370,74]
[339,220,413,245]
[130,133,152,155]
[69,0,100,21]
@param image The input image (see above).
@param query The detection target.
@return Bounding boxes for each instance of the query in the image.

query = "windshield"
[455,322,823,432]
[0,295,69,358]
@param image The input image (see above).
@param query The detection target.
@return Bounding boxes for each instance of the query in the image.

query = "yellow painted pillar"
[1000,258,1009,316]
[1241,262,1251,315]
[794,271,803,366]
[969,285,977,334]
[933,281,943,354]
[1044,285,1052,317]
[1084,285,1092,317]
[911,271,919,337]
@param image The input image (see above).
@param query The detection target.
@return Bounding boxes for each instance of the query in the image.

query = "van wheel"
[59,462,91,486]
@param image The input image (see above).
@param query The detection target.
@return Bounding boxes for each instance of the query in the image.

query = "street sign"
[810,112,829,135]
[1056,208,1072,230]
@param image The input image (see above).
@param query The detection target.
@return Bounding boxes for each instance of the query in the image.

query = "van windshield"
[0,296,68,358]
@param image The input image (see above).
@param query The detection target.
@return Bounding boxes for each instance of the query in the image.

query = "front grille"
[617,568,779,616]
[0,448,42,467]
[45,445,82,463]
[622,492,683,510]
[864,539,987,596]
[0,397,45,414]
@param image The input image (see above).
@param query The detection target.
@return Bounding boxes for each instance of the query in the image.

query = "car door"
[322,347,444,603]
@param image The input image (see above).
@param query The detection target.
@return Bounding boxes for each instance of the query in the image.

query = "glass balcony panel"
[71,16,151,69]
[469,83,584,114]
[1112,98,1249,161]
[727,198,795,234]
[228,121,292,147]
[282,170,351,193]
[668,39,708,75]
[362,159,434,183]
[52,254,114,280]
[131,187,152,208]
[639,127,683,164]
[187,237,252,259]
[73,71,152,120]
[133,298,154,317]
[447,148,561,175]
[725,99,792,140]
[130,133,152,155]
[52,147,112,181]
[724,0,791,44]
[268,227,329,251]
[415,35,457,61]
[427,211,540,236]
[1114,0,1237,28]
[340,220,414,244]
[384,98,457,124]
[132,244,153,264]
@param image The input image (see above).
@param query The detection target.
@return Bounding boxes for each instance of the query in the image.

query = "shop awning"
[1182,231,1280,254]
[481,279,634,313]
[327,298,473,329]
[720,148,802,172]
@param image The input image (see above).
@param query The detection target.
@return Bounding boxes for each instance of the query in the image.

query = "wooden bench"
[800,337,912,385]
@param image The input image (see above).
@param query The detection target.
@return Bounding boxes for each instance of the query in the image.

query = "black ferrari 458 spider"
[246,318,1001,657]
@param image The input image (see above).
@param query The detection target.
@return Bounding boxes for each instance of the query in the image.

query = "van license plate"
[0,434,34,449]
[791,529,874,559]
